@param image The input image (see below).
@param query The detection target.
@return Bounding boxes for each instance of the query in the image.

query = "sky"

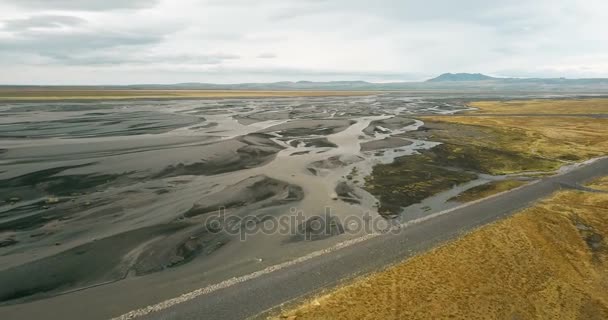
[0,0,607,85]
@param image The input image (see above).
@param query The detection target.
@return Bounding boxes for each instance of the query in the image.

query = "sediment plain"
[1,93,607,319]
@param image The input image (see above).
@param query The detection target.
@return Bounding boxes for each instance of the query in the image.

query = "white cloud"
[257,53,277,59]
[7,0,159,11]
[0,0,607,84]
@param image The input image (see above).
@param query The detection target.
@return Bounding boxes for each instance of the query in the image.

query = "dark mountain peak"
[426,73,496,82]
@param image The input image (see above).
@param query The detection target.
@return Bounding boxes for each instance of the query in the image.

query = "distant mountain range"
[4,73,608,92]
[128,80,378,91]
[426,73,497,82]
[426,73,608,85]
[124,74,608,92]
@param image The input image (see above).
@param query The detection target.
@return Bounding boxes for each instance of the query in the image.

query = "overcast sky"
[0,0,607,84]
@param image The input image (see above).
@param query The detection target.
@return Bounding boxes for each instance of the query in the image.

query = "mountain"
[426,73,497,82]
[126,80,375,90]
[4,75,608,93]
[123,76,608,93]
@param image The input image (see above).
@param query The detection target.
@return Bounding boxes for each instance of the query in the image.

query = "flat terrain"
[421,116,608,162]
[277,176,608,319]
[363,98,608,215]
[0,94,470,316]
[0,89,377,101]
[469,98,608,114]
[2,95,608,319]
[273,97,608,319]
[129,157,607,320]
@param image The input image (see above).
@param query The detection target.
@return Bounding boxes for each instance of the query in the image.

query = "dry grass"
[0,89,377,100]
[449,180,527,202]
[423,116,608,162]
[589,177,608,191]
[276,177,608,320]
[469,98,608,114]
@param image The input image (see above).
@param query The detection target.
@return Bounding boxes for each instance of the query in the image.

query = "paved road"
[130,158,608,320]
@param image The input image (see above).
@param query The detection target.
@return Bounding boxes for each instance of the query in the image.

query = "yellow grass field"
[0,89,377,100]
[422,98,608,164]
[469,98,608,114]
[276,177,608,320]
[423,115,608,162]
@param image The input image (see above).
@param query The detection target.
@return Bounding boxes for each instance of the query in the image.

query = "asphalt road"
[129,157,608,320]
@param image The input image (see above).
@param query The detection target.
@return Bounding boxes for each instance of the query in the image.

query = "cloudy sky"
[0,0,607,84]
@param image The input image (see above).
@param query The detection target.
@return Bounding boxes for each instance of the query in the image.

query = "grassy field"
[428,98,608,164]
[364,152,477,215]
[364,138,558,215]
[469,98,608,114]
[276,177,608,320]
[422,116,608,162]
[364,98,608,215]
[363,140,558,216]
[0,89,377,100]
